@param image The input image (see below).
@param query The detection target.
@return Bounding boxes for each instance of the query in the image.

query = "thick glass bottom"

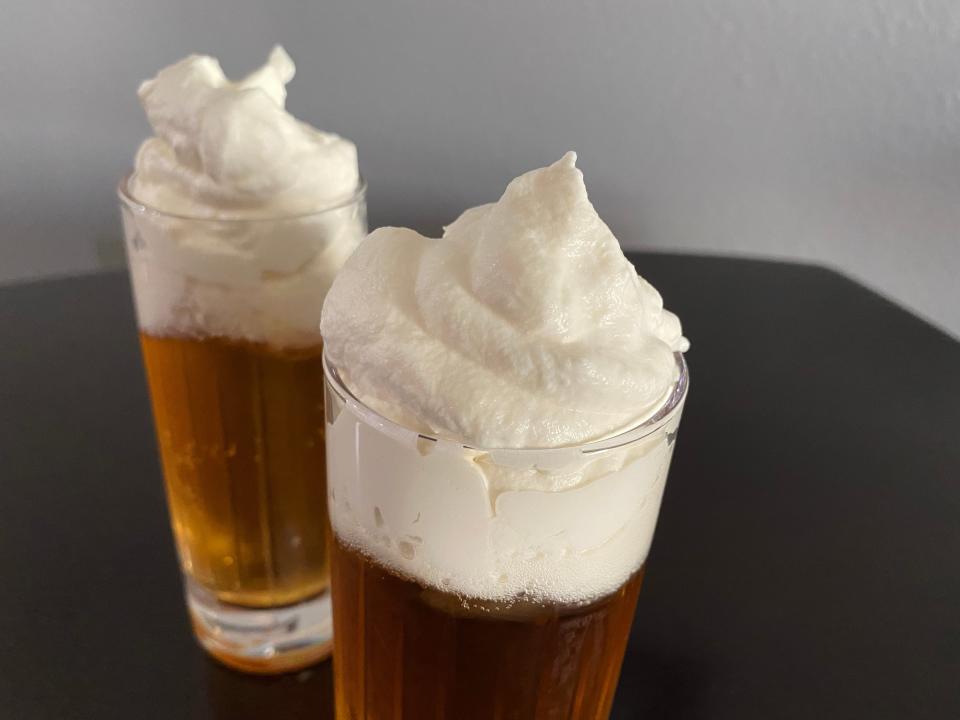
[186,578,332,675]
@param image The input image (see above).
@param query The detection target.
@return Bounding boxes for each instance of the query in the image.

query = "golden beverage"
[140,332,329,609]
[331,539,644,720]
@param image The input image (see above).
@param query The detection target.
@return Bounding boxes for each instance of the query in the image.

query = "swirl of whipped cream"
[129,45,359,216]
[123,47,365,348]
[321,152,687,448]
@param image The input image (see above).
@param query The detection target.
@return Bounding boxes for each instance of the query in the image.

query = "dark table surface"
[1,253,958,720]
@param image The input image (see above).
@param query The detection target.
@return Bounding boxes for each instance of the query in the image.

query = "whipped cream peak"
[130,46,359,217]
[321,153,688,448]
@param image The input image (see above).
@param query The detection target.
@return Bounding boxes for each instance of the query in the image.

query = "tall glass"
[119,180,366,673]
[323,353,688,719]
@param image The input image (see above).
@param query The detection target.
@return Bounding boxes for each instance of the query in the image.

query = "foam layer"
[123,47,364,347]
[326,362,685,604]
[321,152,687,448]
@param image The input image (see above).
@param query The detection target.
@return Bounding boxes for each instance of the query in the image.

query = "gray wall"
[2,0,958,336]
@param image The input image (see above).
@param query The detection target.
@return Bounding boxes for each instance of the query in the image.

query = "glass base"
[185,578,333,675]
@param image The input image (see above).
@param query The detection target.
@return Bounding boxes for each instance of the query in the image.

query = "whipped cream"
[321,152,687,448]
[322,153,689,604]
[326,373,683,604]
[122,47,365,347]
[130,46,358,217]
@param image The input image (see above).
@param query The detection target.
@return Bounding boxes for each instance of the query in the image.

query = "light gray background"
[2,0,958,336]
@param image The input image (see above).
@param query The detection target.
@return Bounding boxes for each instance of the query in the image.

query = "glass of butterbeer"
[118,180,366,673]
[323,352,687,719]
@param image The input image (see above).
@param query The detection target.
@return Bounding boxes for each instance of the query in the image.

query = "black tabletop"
[1,254,958,720]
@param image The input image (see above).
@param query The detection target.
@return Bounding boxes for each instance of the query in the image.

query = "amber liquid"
[140,332,329,608]
[331,538,644,720]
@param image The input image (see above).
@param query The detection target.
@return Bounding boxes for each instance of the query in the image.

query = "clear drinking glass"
[119,179,366,673]
[323,352,688,719]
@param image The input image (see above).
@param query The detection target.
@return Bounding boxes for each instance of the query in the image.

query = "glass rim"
[116,172,367,223]
[322,350,689,458]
